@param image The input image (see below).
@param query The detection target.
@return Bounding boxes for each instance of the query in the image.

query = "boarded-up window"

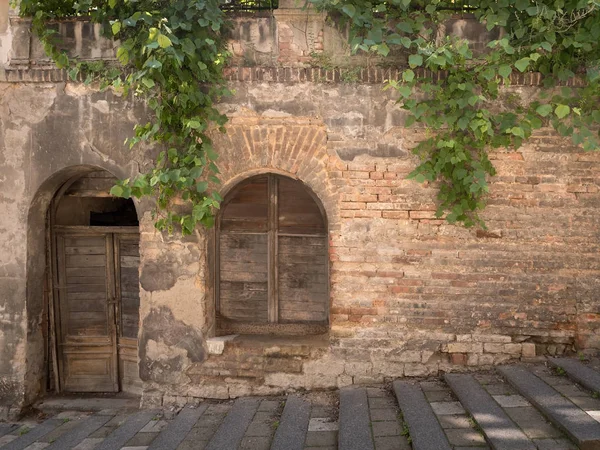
[218,174,328,327]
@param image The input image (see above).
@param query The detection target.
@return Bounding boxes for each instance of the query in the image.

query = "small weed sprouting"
[401,421,412,444]
[62,418,70,423]
[272,420,279,430]
[18,427,30,436]
[555,366,567,376]
[593,391,599,399]
[468,414,484,436]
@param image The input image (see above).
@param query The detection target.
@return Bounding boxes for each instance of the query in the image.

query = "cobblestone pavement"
[3,358,600,449]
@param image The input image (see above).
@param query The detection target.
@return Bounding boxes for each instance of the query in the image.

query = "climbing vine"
[19,0,230,234]
[311,0,600,226]
[17,0,600,229]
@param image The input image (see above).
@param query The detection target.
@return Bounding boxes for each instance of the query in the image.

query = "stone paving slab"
[548,358,600,394]
[0,419,63,450]
[205,398,260,450]
[271,396,310,450]
[445,373,536,450]
[492,395,531,408]
[393,380,451,450]
[0,425,16,439]
[45,414,113,450]
[148,405,207,450]
[499,365,600,449]
[95,410,160,450]
[338,388,374,450]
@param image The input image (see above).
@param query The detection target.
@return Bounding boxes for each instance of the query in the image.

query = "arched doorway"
[48,170,141,394]
[216,173,329,335]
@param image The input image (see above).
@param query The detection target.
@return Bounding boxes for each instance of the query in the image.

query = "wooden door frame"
[212,173,330,335]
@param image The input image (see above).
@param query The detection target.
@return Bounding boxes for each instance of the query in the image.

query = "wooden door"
[217,174,328,329]
[54,227,140,393]
[55,230,119,392]
[115,234,142,394]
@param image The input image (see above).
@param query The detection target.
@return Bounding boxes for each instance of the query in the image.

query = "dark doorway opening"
[47,170,142,395]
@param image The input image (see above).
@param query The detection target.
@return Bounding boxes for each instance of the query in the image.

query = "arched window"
[216,174,328,334]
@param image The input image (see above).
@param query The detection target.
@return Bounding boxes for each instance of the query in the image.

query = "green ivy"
[19,0,230,234]
[311,0,600,226]
[17,0,600,229]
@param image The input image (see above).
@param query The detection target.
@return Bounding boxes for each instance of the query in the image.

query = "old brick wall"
[0,5,598,413]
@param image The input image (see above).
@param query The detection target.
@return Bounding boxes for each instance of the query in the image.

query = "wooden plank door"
[114,233,142,394]
[55,231,119,392]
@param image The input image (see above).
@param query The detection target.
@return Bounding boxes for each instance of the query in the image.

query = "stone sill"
[207,332,330,356]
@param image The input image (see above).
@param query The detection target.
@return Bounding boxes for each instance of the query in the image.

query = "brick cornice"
[0,66,586,87]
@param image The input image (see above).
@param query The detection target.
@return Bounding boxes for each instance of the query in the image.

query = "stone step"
[270,395,310,450]
[338,387,374,450]
[548,358,600,394]
[499,365,600,450]
[95,410,159,450]
[45,413,113,450]
[1,418,63,450]
[205,398,260,450]
[445,373,536,450]
[148,405,208,450]
[392,380,452,450]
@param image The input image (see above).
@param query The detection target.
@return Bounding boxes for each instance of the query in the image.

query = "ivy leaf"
[157,34,172,48]
[117,47,129,65]
[396,22,412,33]
[498,64,512,79]
[402,69,415,82]
[510,127,525,138]
[554,104,570,119]
[141,78,155,89]
[400,36,412,48]
[144,58,162,69]
[111,21,121,35]
[408,54,423,68]
[536,104,552,117]
[397,85,412,98]
[110,185,124,197]
[514,58,530,72]
[342,4,356,17]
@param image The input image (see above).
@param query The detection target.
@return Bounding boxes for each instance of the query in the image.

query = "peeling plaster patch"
[261,109,292,117]
[64,83,95,97]
[336,143,409,161]
[140,244,201,292]
[144,277,206,331]
[5,86,57,124]
[4,127,29,167]
[92,100,110,115]
[139,307,205,385]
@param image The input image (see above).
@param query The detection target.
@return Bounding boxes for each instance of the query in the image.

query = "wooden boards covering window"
[218,174,328,327]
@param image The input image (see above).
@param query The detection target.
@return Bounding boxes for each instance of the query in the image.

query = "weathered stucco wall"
[0,5,598,415]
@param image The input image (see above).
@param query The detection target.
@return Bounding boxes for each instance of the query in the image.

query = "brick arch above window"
[211,117,342,232]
